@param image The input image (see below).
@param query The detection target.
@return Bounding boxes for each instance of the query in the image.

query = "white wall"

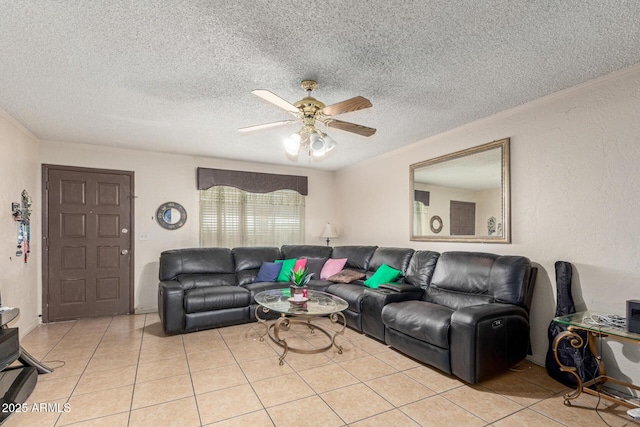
[335,64,640,387]
[39,143,335,313]
[476,187,502,235]
[0,110,40,337]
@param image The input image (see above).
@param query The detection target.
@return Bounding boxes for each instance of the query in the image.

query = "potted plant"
[290,267,313,301]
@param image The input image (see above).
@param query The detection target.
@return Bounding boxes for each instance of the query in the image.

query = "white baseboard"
[134,306,158,315]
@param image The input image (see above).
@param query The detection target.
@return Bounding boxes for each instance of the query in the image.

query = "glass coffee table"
[254,289,348,365]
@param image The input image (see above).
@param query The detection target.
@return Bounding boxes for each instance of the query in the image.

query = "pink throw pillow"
[293,258,307,273]
[320,258,347,280]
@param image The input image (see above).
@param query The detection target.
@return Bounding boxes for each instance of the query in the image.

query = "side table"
[1,308,53,374]
[0,307,51,424]
[553,311,640,408]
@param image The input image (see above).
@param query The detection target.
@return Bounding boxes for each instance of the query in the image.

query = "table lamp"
[320,223,339,246]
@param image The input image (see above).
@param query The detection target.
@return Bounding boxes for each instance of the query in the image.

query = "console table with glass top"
[553,311,640,408]
[254,289,348,365]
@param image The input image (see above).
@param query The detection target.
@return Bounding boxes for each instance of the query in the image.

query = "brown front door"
[43,165,134,322]
[450,200,476,236]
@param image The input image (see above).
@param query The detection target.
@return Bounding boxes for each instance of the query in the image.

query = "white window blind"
[200,186,305,247]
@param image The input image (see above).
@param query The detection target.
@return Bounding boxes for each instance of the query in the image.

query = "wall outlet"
[139,233,149,241]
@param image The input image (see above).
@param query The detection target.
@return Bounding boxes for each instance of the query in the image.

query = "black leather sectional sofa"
[158,245,537,383]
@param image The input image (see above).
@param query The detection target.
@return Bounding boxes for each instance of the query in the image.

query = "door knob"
[121,249,129,255]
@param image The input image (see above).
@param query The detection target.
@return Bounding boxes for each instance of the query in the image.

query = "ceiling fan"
[239,80,375,161]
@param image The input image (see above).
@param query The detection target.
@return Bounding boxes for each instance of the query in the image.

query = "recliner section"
[157,245,537,383]
[381,251,537,383]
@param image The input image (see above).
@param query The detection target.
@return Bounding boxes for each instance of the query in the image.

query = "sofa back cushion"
[280,245,332,259]
[304,257,328,279]
[177,274,236,289]
[489,255,534,308]
[405,251,440,289]
[426,252,532,310]
[159,248,235,281]
[331,246,377,272]
[233,247,281,271]
[367,247,415,278]
[232,247,281,286]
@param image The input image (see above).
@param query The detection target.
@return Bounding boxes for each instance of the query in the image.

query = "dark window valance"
[197,167,308,196]
[414,190,430,206]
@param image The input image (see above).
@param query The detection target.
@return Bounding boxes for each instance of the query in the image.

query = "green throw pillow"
[275,258,297,282]
[364,264,402,288]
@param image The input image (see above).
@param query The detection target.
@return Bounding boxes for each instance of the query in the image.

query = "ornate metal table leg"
[329,312,346,354]
[553,329,588,406]
[255,305,269,342]
[273,315,291,365]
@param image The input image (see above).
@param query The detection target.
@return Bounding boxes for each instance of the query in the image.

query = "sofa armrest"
[378,283,423,294]
[361,287,424,341]
[158,280,185,335]
[450,303,529,383]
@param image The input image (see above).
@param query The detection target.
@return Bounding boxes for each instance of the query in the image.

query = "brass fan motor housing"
[295,80,325,119]
[294,96,325,118]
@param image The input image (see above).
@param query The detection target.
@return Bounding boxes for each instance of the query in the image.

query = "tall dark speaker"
[627,300,640,334]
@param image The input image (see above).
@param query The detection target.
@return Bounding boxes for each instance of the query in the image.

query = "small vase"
[290,285,306,301]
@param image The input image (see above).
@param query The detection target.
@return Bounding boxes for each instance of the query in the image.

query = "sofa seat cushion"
[184,286,251,314]
[381,301,454,349]
[326,283,365,313]
[304,279,334,293]
[241,282,287,302]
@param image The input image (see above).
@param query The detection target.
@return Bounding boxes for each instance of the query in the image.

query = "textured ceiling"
[1,1,640,171]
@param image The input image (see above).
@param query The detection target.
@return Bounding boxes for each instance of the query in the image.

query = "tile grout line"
[125,313,150,427]
[205,323,277,426]
[53,316,123,427]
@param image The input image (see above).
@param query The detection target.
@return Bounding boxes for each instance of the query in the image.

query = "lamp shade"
[284,132,301,156]
[320,222,339,239]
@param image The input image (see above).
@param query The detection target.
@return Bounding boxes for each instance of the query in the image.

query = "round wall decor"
[156,202,187,230]
[430,215,443,234]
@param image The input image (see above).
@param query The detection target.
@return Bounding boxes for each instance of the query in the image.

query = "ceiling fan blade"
[238,120,298,133]
[322,96,372,116]
[322,118,376,137]
[252,89,300,114]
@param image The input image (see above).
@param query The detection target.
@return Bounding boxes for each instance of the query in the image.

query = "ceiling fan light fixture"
[321,132,336,152]
[309,131,325,151]
[283,132,301,156]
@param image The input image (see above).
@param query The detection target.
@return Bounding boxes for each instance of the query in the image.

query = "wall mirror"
[156,202,187,230]
[410,138,510,243]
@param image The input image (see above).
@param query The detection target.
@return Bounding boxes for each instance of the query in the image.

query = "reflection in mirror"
[163,208,182,224]
[410,138,510,243]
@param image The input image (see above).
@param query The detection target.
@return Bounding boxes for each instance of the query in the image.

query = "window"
[200,186,305,247]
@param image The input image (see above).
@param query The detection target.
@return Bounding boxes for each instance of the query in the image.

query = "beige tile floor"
[5,313,639,426]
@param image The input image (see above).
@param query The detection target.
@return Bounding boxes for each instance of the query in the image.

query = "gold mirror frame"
[410,138,511,243]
